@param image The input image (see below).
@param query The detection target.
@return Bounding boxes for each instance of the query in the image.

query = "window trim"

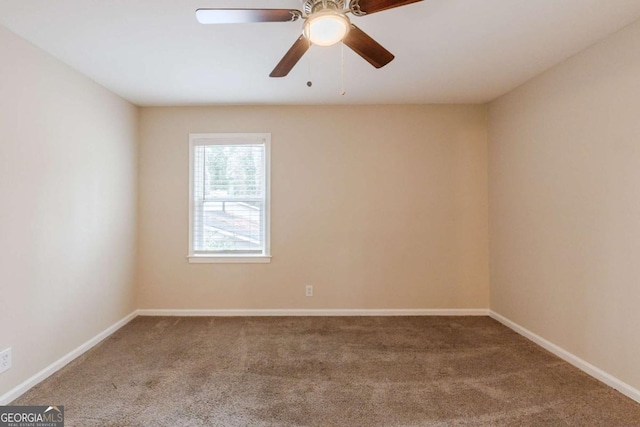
[187,133,271,264]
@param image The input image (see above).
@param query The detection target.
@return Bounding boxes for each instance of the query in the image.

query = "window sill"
[187,255,271,264]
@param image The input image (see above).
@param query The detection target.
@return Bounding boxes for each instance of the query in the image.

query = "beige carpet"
[12,316,640,426]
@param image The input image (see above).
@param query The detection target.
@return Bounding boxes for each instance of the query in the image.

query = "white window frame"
[188,133,271,264]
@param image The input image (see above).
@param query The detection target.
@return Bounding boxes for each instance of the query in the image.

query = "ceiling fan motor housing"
[304,0,346,15]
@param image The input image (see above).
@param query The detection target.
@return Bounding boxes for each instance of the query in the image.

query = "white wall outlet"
[0,348,11,374]
[305,285,313,297]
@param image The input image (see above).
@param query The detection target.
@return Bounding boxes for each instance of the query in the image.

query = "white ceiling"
[1,0,640,106]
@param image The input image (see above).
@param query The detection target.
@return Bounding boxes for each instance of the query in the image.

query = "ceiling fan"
[196,0,423,77]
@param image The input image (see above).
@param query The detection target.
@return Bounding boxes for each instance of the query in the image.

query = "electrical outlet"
[0,348,11,374]
[305,285,313,297]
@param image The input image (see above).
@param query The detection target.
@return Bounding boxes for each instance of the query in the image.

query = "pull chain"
[307,31,313,87]
[340,42,346,96]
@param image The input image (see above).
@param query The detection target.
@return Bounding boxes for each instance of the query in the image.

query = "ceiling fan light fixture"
[303,10,350,46]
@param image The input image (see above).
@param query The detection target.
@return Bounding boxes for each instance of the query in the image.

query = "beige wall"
[138,105,489,310]
[489,20,640,389]
[0,27,138,397]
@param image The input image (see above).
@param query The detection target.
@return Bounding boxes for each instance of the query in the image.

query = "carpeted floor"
[12,316,640,426]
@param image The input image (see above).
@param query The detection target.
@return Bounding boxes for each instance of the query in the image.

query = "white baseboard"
[0,310,138,405]
[489,310,640,404]
[137,308,490,317]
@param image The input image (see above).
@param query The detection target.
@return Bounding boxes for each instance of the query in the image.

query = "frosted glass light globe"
[304,11,350,46]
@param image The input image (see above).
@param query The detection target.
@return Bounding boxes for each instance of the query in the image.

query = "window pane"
[203,145,264,198]
[201,200,263,251]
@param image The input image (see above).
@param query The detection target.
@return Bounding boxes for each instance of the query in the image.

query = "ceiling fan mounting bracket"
[349,0,366,16]
[290,10,303,21]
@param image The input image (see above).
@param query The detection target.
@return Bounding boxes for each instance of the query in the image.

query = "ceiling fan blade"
[270,35,310,77]
[343,25,394,68]
[196,9,302,24]
[349,0,422,15]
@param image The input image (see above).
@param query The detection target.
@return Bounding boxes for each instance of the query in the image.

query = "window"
[188,133,271,263]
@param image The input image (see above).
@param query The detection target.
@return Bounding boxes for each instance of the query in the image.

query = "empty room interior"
[2,0,640,425]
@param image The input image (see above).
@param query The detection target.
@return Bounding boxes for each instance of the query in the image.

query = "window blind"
[190,135,269,256]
